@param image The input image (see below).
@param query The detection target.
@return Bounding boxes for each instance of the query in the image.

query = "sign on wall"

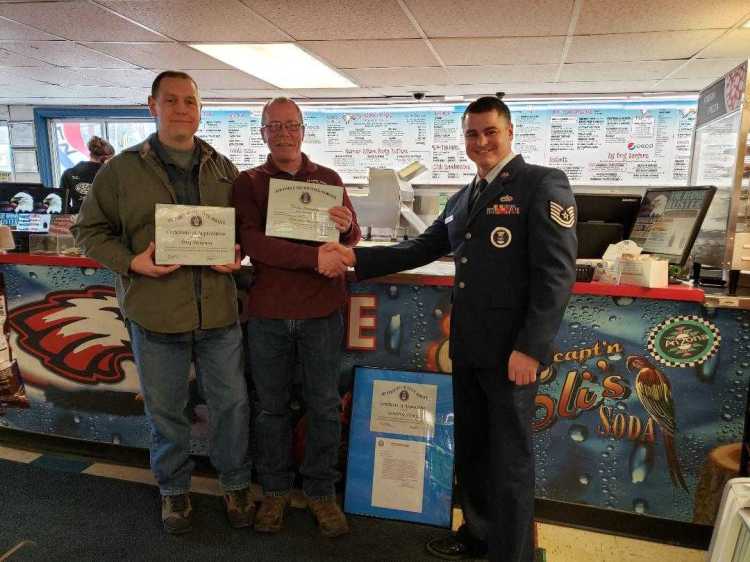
[199,100,696,186]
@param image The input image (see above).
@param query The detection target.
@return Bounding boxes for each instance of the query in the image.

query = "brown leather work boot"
[161,494,192,535]
[307,497,350,538]
[254,494,290,533]
[223,487,256,529]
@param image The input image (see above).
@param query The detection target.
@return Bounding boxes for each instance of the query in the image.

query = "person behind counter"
[231,97,360,538]
[60,136,114,214]
[325,96,577,562]
[72,70,254,535]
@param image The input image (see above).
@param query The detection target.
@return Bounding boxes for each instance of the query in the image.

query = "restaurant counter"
[0,253,746,530]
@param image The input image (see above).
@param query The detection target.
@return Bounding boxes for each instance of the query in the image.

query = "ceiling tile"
[246,0,419,40]
[433,37,565,65]
[68,85,150,99]
[0,69,49,87]
[372,85,514,98]
[0,15,58,40]
[287,87,385,98]
[404,0,574,37]
[346,67,449,87]
[300,39,438,68]
[101,0,288,42]
[187,69,273,90]
[670,58,745,79]
[12,66,106,86]
[0,46,49,66]
[699,29,750,59]
[653,78,714,92]
[447,65,558,84]
[560,60,683,82]
[567,30,725,63]
[576,0,750,33]
[83,43,232,70]
[547,80,660,93]
[0,1,167,42]
[201,89,294,100]
[91,68,158,88]
[2,40,135,68]
[0,97,141,105]
[31,84,149,99]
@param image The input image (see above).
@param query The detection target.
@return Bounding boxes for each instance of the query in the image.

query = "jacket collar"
[466,154,525,224]
[490,154,524,187]
[258,152,317,176]
[129,134,216,165]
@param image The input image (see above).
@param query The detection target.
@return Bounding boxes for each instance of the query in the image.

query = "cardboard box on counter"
[617,255,669,288]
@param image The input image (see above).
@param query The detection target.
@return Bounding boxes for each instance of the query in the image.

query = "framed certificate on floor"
[344,366,454,527]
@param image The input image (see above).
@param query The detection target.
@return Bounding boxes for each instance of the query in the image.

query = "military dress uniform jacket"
[354,155,577,369]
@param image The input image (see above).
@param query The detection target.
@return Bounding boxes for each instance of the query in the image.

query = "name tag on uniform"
[445,215,454,224]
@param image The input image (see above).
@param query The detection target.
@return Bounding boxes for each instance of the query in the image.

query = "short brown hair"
[462,96,512,126]
[87,136,114,161]
[151,70,199,98]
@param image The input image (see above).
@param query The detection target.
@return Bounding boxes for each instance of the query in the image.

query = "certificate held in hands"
[265,178,343,242]
[155,204,235,266]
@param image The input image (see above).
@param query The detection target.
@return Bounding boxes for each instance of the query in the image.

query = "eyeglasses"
[261,121,304,133]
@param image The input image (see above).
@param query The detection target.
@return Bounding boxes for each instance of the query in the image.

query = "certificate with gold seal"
[265,178,343,242]
[154,204,235,266]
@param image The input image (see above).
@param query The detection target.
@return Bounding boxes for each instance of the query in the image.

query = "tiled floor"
[0,443,709,561]
[537,524,706,562]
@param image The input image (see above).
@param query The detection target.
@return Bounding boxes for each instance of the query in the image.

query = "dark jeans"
[452,362,538,562]
[247,311,344,499]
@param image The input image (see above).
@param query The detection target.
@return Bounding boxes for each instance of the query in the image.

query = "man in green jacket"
[72,71,253,535]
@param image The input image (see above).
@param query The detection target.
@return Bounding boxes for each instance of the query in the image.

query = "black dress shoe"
[425,532,488,560]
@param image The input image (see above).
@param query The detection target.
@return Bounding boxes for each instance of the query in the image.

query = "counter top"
[0,252,101,268]
[0,253,706,303]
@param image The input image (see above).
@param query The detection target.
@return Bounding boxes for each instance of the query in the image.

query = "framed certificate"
[344,366,454,527]
[154,204,235,266]
[265,178,343,242]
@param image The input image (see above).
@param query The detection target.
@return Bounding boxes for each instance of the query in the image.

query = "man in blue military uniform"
[327,96,577,561]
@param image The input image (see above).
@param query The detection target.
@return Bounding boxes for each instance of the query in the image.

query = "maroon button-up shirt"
[232,153,361,320]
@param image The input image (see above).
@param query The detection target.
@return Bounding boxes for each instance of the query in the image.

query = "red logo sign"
[8,286,133,385]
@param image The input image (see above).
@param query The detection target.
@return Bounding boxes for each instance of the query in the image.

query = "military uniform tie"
[470,178,488,209]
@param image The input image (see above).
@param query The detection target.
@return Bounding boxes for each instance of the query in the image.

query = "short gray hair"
[261,97,304,125]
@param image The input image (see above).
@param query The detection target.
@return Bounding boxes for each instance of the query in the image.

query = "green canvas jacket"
[71,136,240,333]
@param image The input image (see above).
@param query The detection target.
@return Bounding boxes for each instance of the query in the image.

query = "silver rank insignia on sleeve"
[549,201,575,228]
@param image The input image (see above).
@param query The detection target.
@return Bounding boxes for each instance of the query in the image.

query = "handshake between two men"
[317,243,356,278]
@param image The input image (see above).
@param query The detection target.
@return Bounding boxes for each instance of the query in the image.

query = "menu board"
[199,100,696,186]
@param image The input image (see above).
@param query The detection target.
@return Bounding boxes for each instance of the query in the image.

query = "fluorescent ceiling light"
[190,43,357,89]
[744,18,750,28]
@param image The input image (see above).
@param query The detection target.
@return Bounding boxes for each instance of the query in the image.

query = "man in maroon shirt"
[232,97,360,538]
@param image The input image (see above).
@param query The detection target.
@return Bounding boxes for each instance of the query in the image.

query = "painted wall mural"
[0,263,748,524]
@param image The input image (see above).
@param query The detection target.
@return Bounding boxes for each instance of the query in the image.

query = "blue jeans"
[247,311,343,499]
[129,321,252,496]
